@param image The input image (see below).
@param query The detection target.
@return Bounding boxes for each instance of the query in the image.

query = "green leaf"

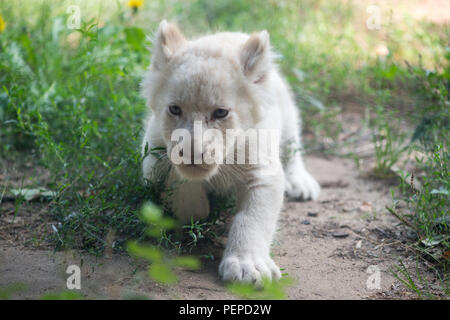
[145,227,162,238]
[127,241,162,262]
[159,217,176,230]
[430,187,449,195]
[10,187,56,201]
[174,256,201,270]
[421,235,444,247]
[124,27,146,51]
[141,203,162,223]
[40,290,84,300]
[226,276,293,300]
[149,263,177,285]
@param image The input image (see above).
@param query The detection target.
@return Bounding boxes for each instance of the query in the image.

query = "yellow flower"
[128,0,144,9]
[0,15,6,32]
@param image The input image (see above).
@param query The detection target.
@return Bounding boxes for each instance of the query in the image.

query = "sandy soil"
[0,153,428,300]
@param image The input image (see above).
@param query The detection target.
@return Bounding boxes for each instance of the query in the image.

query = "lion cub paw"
[219,253,281,284]
[285,168,320,201]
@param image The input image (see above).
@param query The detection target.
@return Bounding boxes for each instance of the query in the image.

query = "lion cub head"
[141,20,274,181]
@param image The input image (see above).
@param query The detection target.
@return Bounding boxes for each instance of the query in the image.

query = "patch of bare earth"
[1,151,435,299]
[0,159,55,249]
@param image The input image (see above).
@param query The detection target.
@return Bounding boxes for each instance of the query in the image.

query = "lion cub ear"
[152,20,186,70]
[240,30,271,83]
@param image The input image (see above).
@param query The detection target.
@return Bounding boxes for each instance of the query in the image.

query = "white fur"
[141,21,320,284]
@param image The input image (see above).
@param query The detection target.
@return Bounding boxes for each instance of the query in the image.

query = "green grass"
[385,56,449,297]
[369,105,409,178]
[0,0,448,297]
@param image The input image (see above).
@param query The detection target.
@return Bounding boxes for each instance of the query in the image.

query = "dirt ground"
[0,148,434,299]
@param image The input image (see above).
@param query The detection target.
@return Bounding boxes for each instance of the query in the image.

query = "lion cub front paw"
[219,253,281,284]
[285,168,320,201]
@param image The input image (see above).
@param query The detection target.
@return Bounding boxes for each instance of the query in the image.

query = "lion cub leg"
[165,173,210,222]
[282,108,320,201]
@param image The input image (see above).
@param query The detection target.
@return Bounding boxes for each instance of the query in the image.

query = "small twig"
[182,285,223,293]
[410,171,419,195]
[340,225,380,245]
[2,209,15,215]
[0,185,6,204]
[385,206,419,232]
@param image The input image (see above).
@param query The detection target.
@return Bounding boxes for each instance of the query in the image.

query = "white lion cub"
[141,21,320,283]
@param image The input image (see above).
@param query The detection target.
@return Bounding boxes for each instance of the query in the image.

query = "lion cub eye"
[212,108,229,119]
[168,105,182,116]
